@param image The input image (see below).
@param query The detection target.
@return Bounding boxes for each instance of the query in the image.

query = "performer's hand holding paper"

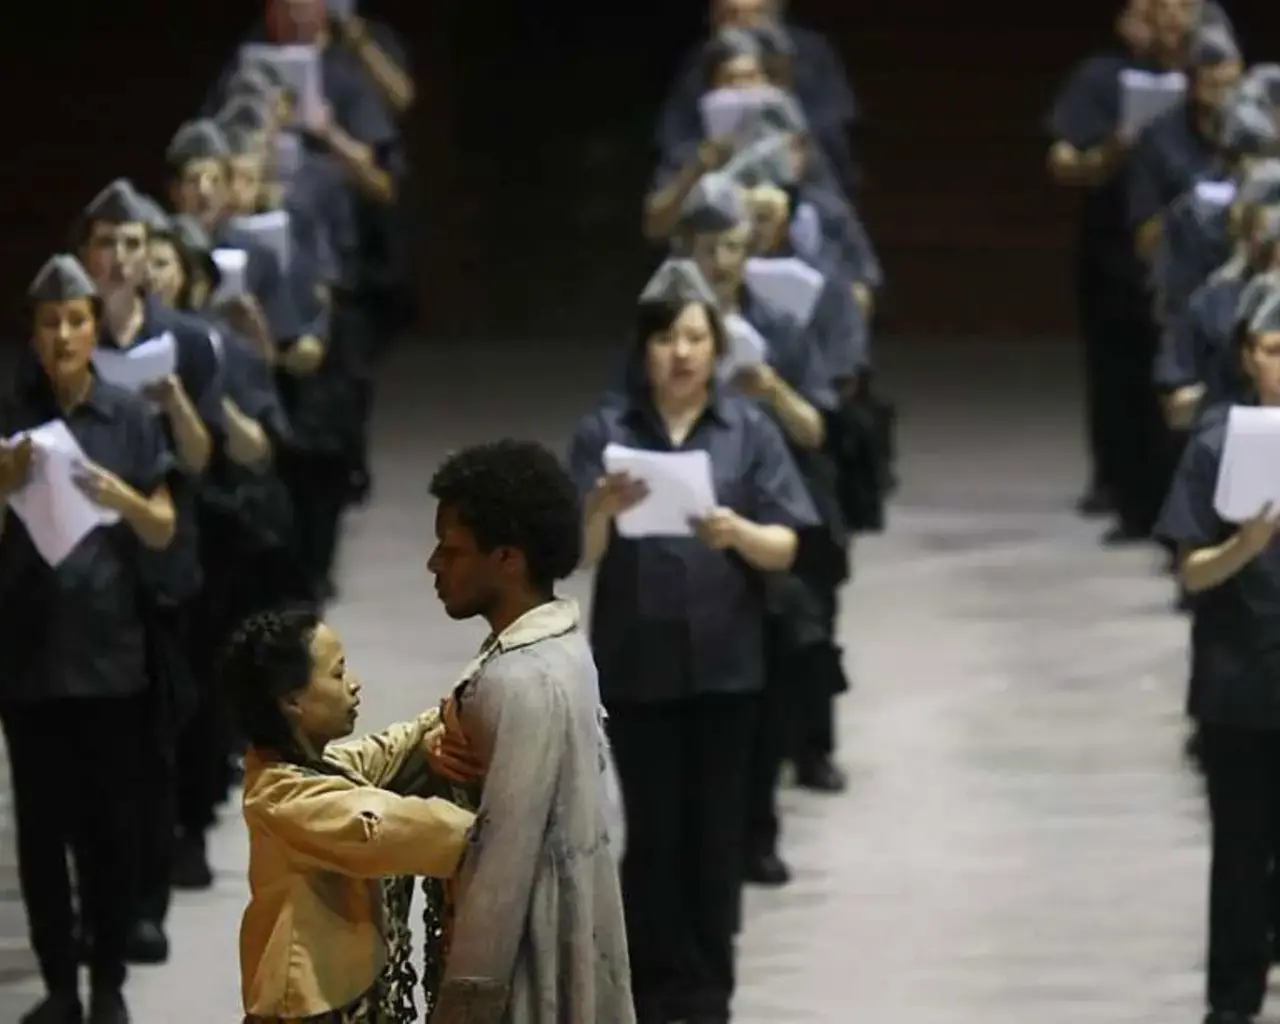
[603,444,717,538]
[1213,406,1280,521]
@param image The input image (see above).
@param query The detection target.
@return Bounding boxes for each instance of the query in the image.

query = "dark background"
[1,0,1277,341]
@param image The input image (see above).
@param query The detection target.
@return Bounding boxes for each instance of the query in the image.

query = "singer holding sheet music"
[0,256,176,1024]
[656,0,860,195]
[568,276,815,1024]
[75,177,230,963]
[1154,290,1280,1024]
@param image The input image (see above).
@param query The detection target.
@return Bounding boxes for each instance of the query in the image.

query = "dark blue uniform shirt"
[569,387,817,704]
[1044,51,1149,291]
[1155,273,1247,402]
[100,298,224,603]
[0,373,174,702]
[1128,105,1219,231]
[215,222,304,344]
[1155,403,1280,729]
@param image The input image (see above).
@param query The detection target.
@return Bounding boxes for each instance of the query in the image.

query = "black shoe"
[795,757,847,794]
[124,919,168,965]
[171,833,214,890]
[1203,1012,1254,1023]
[1076,484,1112,517]
[21,992,83,1024]
[347,468,372,506]
[744,849,791,887]
[87,990,128,1024]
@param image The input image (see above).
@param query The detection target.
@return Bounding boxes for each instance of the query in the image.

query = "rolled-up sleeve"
[246,772,474,879]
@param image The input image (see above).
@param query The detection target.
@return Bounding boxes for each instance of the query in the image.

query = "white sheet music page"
[6,421,119,567]
[1213,405,1280,522]
[239,44,324,128]
[211,248,249,302]
[698,85,782,139]
[1119,69,1187,136]
[90,332,177,394]
[743,257,825,327]
[603,443,717,538]
[229,210,292,273]
[719,313,770,380]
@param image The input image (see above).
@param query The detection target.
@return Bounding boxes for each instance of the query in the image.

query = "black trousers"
[1199,723,1280,1016]
[278,449,351,595]
[1,695,147,994]
[746,592,843,855]
[1097,294,1176,536]
[1076,265,1126,495]
[609,694,758,1023]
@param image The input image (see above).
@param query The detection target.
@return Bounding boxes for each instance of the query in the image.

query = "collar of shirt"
[620,378,732,440]
[16,365,114,422]
[96,293,167,350]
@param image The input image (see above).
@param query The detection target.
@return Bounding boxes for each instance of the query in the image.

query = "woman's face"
[147,239,186,308]
[280,623,362,749]
[32,297,97,387]
[646,302,718,403]
[713,54,767,90]
[690,224,752,295]
[744,184,792,251]
[229,152,267,215]
[1245,331,1280,403]
[171,157,229,232]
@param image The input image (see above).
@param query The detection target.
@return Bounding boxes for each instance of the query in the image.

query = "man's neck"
[486,591,552,638]
[102,288,145,347]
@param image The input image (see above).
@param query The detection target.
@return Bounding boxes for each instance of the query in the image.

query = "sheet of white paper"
[229,210,291,272]
[699,85,784,139]
[1119,69,1187,135]
[744,257,825,327]
[719,312,770,380]
[90,332,177,394]
[211,248,249,302]
[1213,405,1280,521]
[603,444,717,538]
[274,130,303,187]
[1195,179,1238,207]
[240,44,324,128]
[5,421,119,568]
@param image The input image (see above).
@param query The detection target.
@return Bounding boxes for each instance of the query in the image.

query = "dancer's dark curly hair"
[429,440,582,592]
[220,605,319,756]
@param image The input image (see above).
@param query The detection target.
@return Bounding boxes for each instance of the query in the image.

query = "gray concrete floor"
[0,336,1226,1021]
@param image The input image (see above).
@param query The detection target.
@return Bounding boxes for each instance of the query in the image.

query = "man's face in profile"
[428,504,500,622]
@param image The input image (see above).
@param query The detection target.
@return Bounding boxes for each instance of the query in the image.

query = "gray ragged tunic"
[431,599,635,1024]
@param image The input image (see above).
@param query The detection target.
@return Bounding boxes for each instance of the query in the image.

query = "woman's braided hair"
[220,605,319,757]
